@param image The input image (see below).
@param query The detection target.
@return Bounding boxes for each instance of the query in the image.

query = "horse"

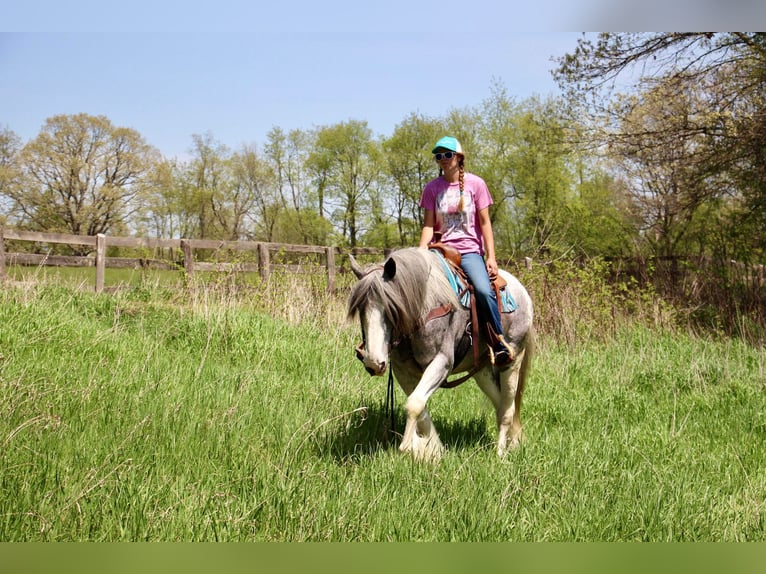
[347,247,534,461]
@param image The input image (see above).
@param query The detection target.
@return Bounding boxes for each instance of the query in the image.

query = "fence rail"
[3,227,762,307]
[0,227,388,293]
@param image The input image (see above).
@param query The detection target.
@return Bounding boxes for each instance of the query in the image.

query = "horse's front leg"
[399,353,450,461]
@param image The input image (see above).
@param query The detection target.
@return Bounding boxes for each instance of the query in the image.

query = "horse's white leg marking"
[473,348,528,456]
[399,353,450,460]
[496,348,526,456]
[474,369,501,411]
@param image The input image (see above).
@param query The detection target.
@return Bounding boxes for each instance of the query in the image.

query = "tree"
[227,144,273,241]
[307,121,381,247]
[608,75,732,258]
[136,157,185,239]
[566,168,636,258]
[554,33,763,109]
[186,132,232,239]
[479,94,574,258]
[555,33,766,259]
[381,113,444,246]
[0,126,23,223]
[10,114,157,251]
[263,127,327,244]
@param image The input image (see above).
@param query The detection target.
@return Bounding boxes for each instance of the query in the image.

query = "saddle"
[429,242,508,311]
[428,242,510,371]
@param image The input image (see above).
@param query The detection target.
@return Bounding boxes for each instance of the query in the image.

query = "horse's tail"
[516,325,535,411]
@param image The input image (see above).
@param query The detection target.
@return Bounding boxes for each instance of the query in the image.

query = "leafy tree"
[307,121,381,247]
[269,208,333,245]
[186,132,232,239]
[10,114,157,251]
[555,32,766,260]
[227,144,273,241]
[136,157,185,238]
[263,127,328,244]
[443,106,481,160]
[0,126,23,224]
[566,165,636,258]
[502,98,574,258]
[381,112,444,246]
[472,80,522,213]
[608,75,732,258]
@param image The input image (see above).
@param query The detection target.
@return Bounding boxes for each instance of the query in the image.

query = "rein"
[385,367,395,433]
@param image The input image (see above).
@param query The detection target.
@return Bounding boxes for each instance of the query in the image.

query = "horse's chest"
[392,337,434,372]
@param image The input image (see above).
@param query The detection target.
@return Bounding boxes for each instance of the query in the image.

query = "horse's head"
[348,254,399,376]
[348,250,435,376]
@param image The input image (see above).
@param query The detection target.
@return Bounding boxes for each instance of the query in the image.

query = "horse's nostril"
[364,361,386,376]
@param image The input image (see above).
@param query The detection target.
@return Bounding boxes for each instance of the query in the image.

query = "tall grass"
[0,264,764,541]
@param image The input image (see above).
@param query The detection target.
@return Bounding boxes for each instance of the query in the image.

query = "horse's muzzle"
[355,343,387,376]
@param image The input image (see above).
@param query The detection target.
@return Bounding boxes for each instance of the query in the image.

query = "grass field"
[0,271,764,541]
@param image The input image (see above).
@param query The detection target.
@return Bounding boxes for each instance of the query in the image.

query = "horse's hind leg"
[496,348,528,455]
[475,347,528,456]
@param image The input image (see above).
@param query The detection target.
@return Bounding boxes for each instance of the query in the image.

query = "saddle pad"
[499,284,518,313]
[433,250,471,307]
[432,250,517,313]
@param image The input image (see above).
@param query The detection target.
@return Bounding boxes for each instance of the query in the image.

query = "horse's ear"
[348,253,365,279]
[383,256,397,280]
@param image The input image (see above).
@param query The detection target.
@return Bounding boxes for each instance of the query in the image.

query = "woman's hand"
[486,256,498,279]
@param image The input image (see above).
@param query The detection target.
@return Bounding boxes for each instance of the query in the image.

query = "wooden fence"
[0,227,387,294]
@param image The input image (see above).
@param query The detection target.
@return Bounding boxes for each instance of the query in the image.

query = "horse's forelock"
[347,270,381,319]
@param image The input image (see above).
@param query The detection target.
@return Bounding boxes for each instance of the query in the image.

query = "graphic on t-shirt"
[436,187,474,238]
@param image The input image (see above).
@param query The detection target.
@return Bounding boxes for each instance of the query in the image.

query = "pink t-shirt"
[419,172,493,255]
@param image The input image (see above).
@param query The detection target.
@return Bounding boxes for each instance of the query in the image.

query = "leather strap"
[424,303,454,323]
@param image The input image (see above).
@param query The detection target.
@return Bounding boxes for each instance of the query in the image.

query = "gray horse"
[348,247,534,461]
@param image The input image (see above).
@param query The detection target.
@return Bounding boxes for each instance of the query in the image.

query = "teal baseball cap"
[431,136,464,155]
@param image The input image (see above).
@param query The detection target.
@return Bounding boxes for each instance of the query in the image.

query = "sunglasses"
[433,151,456,161]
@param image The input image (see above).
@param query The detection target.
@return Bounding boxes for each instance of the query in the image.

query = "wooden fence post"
[258,243,270,282]
[326,246,336,294]
[95,234,106,293]
[180,239,194,277]
[0,224,6,282]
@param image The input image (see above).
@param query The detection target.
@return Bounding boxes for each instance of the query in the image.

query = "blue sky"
[1,1,593,159]
[0,30,583,159]
[3,1,762,159]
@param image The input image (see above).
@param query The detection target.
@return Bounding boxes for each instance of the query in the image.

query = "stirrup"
[488,332,514,368]
[489,345,513,368]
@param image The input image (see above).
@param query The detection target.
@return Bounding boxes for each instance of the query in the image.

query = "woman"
[418,136,513,367]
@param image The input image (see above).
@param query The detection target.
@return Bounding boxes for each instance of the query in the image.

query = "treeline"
[1,33,764,273]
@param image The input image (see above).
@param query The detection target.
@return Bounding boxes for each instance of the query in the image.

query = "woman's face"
[433,149,460,169]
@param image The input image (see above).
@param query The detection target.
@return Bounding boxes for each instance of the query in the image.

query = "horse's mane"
[347,248,459,338]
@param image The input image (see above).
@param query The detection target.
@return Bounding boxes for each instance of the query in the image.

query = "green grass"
[0,282,764,541]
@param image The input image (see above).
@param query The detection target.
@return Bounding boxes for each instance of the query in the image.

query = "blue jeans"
[460,253,504,340]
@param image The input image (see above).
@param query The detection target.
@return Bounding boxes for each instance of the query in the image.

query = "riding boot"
[486,324,514,368]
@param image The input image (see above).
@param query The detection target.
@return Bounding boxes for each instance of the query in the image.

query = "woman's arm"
[418,209,436,249]
[477,206,498,276]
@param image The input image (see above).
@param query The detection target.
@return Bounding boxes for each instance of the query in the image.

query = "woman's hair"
[439,155,466,211]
